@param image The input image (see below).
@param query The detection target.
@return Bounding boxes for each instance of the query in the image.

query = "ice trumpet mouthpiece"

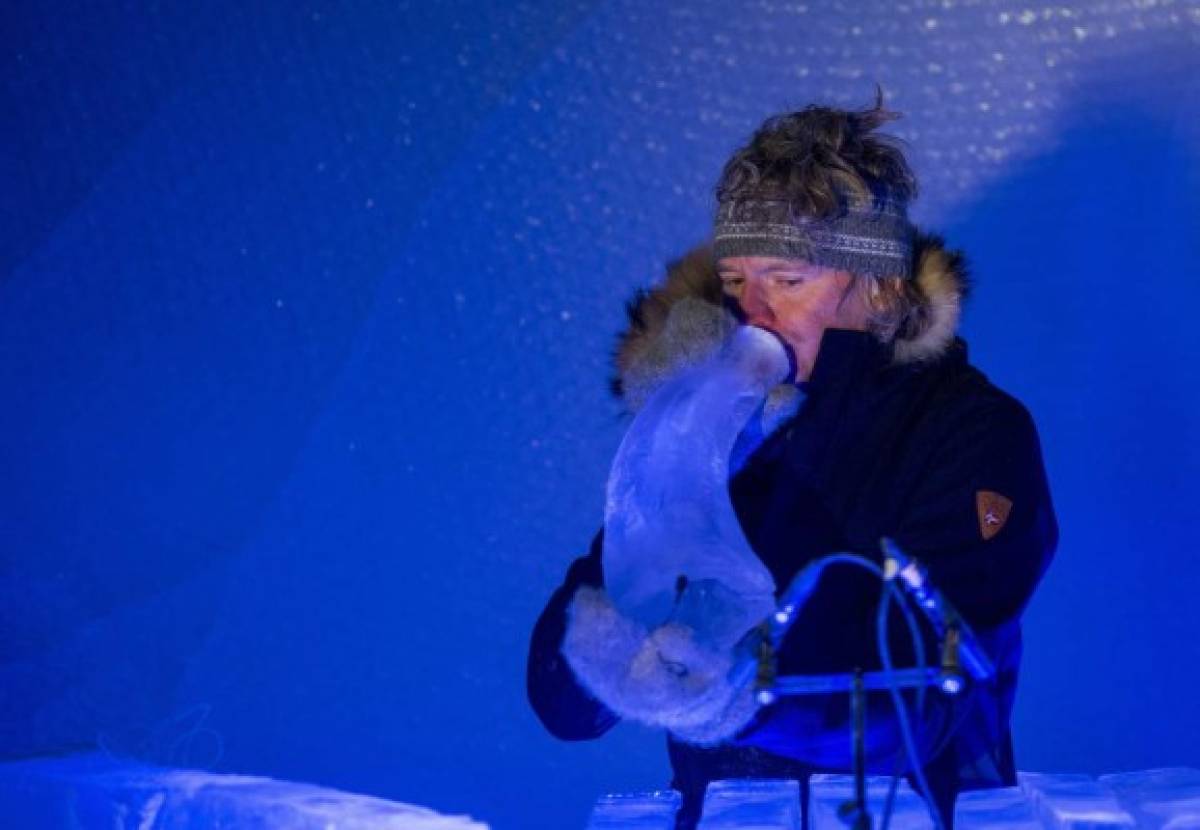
[726,325,795,386]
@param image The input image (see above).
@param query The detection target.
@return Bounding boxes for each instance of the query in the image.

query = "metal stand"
[755,660,960,830]
[725,543,996,830]
[833,669,872,830]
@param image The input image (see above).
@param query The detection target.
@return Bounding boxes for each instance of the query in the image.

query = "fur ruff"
[611,232,970,408]
[894,234,970,364]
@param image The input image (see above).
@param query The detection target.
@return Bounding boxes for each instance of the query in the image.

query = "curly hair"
[715,88,917,218]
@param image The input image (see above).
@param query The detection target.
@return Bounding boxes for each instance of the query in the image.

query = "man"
[527,95,1057,828]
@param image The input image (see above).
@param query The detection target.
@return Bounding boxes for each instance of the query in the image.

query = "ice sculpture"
[591,769,1200,828]
[1019,772,1136,830]
[0,753,489,829]
[602,324,792,651]
[586,790,682,830]
[1099,768,1200,830]
[809,774,932,830]
[698,778,802,830]
[955,786,1042,830]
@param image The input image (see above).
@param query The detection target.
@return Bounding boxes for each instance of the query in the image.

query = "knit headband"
[712,195,915,279]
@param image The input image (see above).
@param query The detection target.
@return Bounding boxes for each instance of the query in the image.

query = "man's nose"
[739,283,775,327]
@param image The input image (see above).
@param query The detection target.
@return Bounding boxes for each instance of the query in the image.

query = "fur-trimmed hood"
[611,232,971,411]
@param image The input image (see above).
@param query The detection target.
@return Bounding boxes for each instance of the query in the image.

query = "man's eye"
[777,276,806,287]
[720,277,745,292]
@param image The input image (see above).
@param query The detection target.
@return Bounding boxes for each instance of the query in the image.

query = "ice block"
[956,786,1041,830]
[697,778,802,830]
[587,789,683,829]
[1099,767,1200,830]
[809,773,933,829]
[1019,772,1136,830]
[0,752,489,829]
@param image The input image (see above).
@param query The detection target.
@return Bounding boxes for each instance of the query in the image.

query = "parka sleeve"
[526,533,621,740]
[891,394,1058,629]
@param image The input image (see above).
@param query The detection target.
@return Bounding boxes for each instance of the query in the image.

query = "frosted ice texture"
[603,326,791,651]
[587,789,683,830]
[1019,772,1137,829]
[0,753,489,830]
[697,778,802,830]
[1099,768,1200,830]
[956,786,1043,830]
[591,774,1200,829]
[809,773,934,829]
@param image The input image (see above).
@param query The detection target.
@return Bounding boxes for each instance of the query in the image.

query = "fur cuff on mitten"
[561,586,760,745]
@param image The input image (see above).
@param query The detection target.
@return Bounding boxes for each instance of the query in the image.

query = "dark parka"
[527,236,1058,828]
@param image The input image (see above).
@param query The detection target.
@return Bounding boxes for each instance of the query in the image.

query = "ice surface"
[0,753,489,829]
[1099,768,1200,830]
[586,789,682,829]
[955,786,1042,830]
[809,773,934,829]
[1020,772,1136,829]
[697,778,801,830]
[592,771,1200,828]
[603,326,791,650]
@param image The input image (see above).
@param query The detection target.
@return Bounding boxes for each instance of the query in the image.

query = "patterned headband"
[712,196,915,279]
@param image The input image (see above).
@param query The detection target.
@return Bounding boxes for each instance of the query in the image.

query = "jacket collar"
[802,328,894,399]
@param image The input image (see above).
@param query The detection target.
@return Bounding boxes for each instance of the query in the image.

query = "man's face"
[716,256,869,382]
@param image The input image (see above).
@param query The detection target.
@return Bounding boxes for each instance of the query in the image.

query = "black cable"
[879,577,928,830]
[877,582,946,830]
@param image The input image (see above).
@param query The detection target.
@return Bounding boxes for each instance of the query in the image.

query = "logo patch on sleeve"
[976,491,1013,540]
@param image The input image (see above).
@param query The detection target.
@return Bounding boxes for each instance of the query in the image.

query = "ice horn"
[602,325,794,654]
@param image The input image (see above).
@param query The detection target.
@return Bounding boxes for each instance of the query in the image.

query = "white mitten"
[562,586,760,745]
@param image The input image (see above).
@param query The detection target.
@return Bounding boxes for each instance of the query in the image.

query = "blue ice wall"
[2,2,1197,828]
